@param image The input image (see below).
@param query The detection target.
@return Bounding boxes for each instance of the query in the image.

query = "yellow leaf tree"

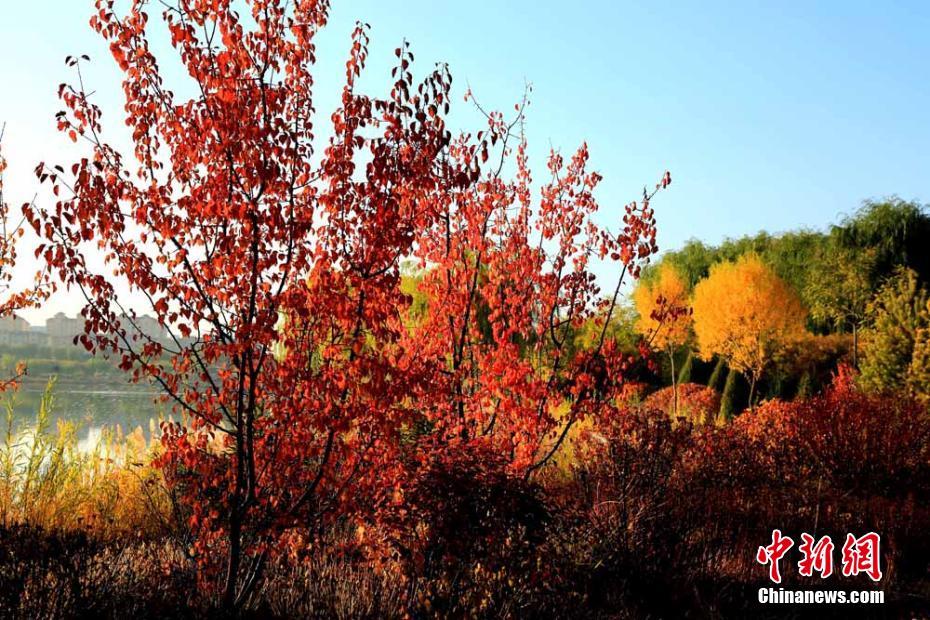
[634,262,692,416]
[692,254,807,411]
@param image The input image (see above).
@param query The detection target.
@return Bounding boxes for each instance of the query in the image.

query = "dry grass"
[0,378,172,539]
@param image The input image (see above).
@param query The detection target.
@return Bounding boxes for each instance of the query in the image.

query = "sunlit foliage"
[692,254,807,408]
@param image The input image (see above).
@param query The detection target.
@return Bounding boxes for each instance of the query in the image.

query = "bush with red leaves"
[672,365,930,591]
[642,382,721,425]
[374,445,550,616]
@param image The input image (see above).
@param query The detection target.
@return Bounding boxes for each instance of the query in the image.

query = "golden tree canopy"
[692,254,807,382]
[633,262,691,349]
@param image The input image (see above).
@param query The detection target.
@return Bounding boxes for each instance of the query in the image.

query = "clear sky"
[1,1,928,322]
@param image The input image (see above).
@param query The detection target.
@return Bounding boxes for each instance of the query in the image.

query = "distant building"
[118,314,168,344]
[0,314,41,347]
[0,314,29,333]
[47,312,83,346]
[0,312,168,349]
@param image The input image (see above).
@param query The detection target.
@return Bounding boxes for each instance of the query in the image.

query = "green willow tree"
[832,198,930,283]
[805,245,878,367]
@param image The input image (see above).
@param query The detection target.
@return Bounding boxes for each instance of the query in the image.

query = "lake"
[6,372,166,449]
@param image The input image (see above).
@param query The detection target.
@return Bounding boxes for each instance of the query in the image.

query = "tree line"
[632,197,930,418]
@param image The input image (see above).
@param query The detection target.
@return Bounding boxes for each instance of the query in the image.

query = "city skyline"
[0,311,167,349]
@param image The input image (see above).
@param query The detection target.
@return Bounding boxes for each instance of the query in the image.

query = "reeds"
[0,378,171,538]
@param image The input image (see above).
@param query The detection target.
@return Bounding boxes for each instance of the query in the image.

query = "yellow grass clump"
[0,378,173,539]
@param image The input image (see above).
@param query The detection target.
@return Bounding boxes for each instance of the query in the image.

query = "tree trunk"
[748,375,757,413]
[708,356,725,391]
[223,503,242,610]
[677,350,694,385]
[223,413,246,610]
[719,367,737,421]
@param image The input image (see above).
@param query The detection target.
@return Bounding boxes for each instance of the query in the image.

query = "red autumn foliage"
[616,380,649,405]
[642,382,721,424]
[539,367,930,614]
[29,0,669,607]
[580,405,692,550]
[375,444,550,615]
[668,366,930,588]
[708,364,930,496]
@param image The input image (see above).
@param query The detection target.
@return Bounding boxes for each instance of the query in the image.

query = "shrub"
[642,382,721,425]
[675,366,930,593]
[565,407,695,613]
[376,446,550,618]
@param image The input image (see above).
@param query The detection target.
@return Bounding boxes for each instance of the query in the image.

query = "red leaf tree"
[398,99,669,478]
[30,0,669,607]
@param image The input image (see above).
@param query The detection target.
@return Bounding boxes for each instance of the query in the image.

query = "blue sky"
[1,1,928,321]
